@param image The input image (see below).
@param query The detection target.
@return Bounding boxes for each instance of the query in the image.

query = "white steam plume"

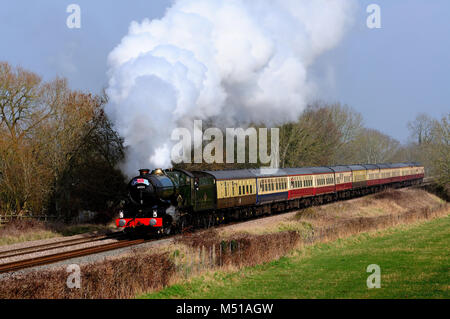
[106,0,356,177]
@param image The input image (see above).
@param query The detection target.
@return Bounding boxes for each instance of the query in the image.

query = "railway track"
[0,232,122,260]
[0,237,147,274]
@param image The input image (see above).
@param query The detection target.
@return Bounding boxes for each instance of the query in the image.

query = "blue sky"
[1,0,448,143]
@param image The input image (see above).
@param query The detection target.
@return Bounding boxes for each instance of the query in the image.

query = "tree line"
[0,62,126,221]
[1,62,448,220]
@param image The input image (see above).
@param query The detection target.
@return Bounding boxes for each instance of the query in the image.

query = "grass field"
[141,215,450,299]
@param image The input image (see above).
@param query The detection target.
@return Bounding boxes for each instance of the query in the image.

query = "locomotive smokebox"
[129,168,176,205]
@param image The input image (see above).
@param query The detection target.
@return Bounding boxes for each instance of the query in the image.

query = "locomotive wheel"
[163,215,173,236]
[163,226,172,236]
[178,215,190,233]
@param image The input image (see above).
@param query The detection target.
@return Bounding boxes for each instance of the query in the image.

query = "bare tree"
[350,128,400,164]
[0,63,125,218]
[428,114,449,188]
[279,103,341,167]
[407,113,435,145]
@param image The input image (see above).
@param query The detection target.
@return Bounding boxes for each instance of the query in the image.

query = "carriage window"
[246,185,249,194]
[239,186,242,195]
[250,185,253,194]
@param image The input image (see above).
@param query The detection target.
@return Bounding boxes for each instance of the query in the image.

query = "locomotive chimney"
[139,169,150,176]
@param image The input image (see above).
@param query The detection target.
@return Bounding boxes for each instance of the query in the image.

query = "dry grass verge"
[175,229,299,268]
[0,251,174,299]
[0,219,115,246]
[307,204,449,244]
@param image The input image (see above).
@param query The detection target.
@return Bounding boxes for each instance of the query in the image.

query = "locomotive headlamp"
[119,211,124,219]
[153,210,157,217]
[150,218,157,226]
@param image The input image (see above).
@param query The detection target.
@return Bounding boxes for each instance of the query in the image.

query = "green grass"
[141,216,450,299]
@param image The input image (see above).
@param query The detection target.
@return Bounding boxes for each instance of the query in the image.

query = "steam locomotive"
[116,163,425,235]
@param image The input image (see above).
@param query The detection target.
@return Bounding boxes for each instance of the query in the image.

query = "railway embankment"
[0,188,448,299]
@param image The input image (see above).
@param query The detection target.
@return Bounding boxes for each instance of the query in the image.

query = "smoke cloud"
[106,0,356,177]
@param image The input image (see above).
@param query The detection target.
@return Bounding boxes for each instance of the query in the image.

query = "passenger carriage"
[309,167,335,195]
[363,164,381,186]
[348,165,367,189]
[250,169,289,205]
[389,163,407,183]
[329,165,352,192]
[203,170,257,209]
[283,167,315,199]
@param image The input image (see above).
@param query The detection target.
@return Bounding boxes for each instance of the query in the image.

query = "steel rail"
[0,233,123,259]
[0,238,146,273]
